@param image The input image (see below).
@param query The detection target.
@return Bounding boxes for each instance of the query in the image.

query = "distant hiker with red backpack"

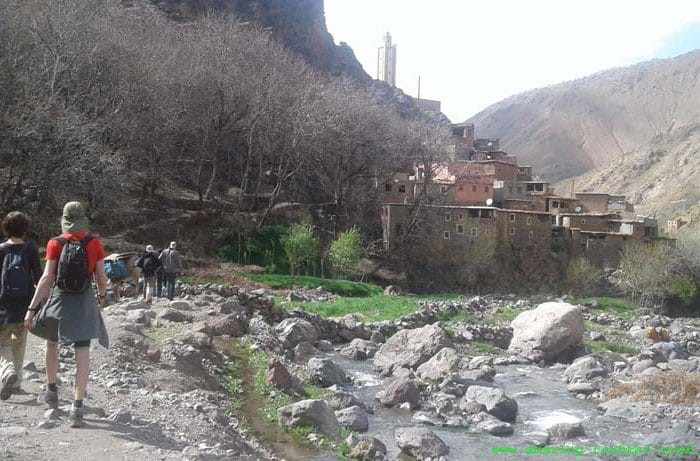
[159,241,183,301]
[0,212,41,401]
[24,201,109,428]
[136,245,161,305]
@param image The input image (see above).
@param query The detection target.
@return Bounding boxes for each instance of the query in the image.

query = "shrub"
[668,274,698,306]
[566,257,603,296]
[281,224,320,276]
[328,227,361,278]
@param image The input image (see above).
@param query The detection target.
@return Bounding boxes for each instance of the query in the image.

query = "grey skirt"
[32,286,109,348]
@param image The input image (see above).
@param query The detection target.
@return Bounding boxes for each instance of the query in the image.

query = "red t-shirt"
[45,232,106,274]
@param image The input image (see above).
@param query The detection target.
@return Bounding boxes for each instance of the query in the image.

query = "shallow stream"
[311,355,653,460]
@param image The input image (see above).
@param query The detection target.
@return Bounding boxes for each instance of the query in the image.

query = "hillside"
[468,50,700,184]
[563,124,700,226]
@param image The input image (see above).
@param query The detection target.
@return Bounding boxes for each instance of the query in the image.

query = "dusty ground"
[0,296,267,461]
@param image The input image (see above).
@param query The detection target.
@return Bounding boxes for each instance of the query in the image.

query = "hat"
[146,245,154,252]
[60,201,89,234]
[169,241,177,249]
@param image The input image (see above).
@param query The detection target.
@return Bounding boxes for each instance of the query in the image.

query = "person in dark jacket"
[136,245,161,305]
[0,212,41,400]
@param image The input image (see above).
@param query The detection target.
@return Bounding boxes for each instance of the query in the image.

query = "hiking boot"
[69,404,84,428]
[42,389,59,409]
[0,372,18,401]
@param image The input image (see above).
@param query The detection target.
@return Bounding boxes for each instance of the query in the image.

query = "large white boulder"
[373,324,450,372]
[508,302,584,361]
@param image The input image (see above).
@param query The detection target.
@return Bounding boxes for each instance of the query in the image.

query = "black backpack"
[54,236,94,293]
[0,242,31,299]
[143,253,158,273]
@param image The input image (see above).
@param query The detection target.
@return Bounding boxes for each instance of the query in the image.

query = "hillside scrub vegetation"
[0,0,447,240]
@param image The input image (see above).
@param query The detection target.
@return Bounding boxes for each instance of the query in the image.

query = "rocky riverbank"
[1,284,699,460]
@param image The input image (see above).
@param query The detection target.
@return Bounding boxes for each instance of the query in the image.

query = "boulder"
[277,399,340,439]
[275,318,319,350]
[598,397,654,420]
[477,416,514,436]
[335,406,369,432]
[376,377,421,408]
[547,422,585,440]
[464,386,518,422]
[157,308,192,323]
[327,391,372,413]
[219,302,249,316]
[345,434,387,460]
[394,427,450,460]
[126,309,151,326]
[563,355,612,383]
[293,341,319,361]
[632,359,656,374]
[208,313,248,337]
[264,360,294,392]
[650,342,689,361]
[416,347,461,383]
[315,340,335,352]
[307,358,349,387]
[168,300,192,310]
[340,339,379,360]
[374,324,450,372]
[508,302,584,361]
[668,359,698,372]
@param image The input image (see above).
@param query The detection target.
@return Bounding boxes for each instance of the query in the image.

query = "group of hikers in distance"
[0,201,183,428]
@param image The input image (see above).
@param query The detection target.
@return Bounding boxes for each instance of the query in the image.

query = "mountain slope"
[468,50,700,182]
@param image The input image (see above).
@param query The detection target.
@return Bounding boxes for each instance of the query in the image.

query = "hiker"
[136,245,161,305]
[155,249,164,299]
[159,241,182,301]
[24,201,109,428]
[0,212,42,400]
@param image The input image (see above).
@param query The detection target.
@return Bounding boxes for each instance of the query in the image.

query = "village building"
[381,124,666,270]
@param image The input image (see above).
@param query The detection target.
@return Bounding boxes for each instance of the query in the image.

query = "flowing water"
[310,355,653,461]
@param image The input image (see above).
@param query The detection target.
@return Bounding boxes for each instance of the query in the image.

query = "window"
[509,213,516,222]
[509,228,516,235]
[398,184,406,193]
[440,185,448,194]
[384,184,392,192]
[484,186,490,193]
[472,185,477,193]
[527,217,532,225]
[443,231,450,240]
[528,231,534,239]
[445,214,452,222]
[458,213,464,221]
[456,224,465,234]
[552,200,560,208]
[458,185,464,191]
[470,228,478,237]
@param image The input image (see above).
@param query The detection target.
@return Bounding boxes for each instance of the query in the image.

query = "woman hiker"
[24,201,109,428]
[0,212,42,400]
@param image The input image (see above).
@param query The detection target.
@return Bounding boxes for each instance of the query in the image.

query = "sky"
[324,0,700,122]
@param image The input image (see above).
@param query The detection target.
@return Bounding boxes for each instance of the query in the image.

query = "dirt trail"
[0,297,267,461]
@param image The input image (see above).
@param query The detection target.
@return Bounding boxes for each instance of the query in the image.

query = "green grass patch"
[437,310,480,324]
[241,273,382,297]
[585,340,637,355]
[181,275,227,285]
[489,306,520,324]
[584,320,612,333]
[471,341,498,354]
[572,297,636,320]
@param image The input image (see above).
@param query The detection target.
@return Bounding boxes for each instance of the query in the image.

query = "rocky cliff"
[148,0,369,80]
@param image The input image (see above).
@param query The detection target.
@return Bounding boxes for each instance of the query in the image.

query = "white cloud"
[325,0,700,121]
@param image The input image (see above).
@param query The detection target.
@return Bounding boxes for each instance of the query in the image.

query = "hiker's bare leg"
[46,341,58,385]
[74,347,89,401]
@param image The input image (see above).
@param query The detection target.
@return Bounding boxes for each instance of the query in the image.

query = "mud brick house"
[381,124,668,270]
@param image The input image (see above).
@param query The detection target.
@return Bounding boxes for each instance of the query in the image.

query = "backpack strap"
[54,237,69,246]
[79,236,94,247]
